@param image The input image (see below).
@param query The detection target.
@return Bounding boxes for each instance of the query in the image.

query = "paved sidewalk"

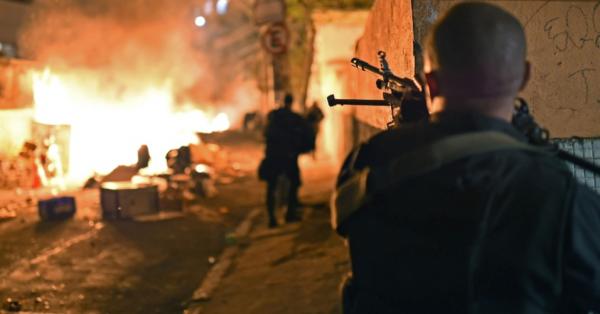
[186,158,350,314]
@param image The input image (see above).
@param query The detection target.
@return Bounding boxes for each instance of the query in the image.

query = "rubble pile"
[0,156,36,189]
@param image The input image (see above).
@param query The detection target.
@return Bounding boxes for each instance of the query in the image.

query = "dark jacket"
[259,108,313,184]
[336,111,600,314]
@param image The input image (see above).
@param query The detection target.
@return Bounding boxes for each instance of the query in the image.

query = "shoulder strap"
[331,131,550,232]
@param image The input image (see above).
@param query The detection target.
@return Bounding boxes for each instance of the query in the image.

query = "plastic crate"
[38,196,76,220]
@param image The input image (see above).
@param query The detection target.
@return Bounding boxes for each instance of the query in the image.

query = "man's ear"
[424,71,440,98]
[520,61,531,91]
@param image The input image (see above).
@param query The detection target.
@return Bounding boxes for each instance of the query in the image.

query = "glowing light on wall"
[204,0,213,15]
[216,0,228,15]
[194,16,207,27]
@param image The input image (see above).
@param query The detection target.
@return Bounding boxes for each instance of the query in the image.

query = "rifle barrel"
[327,95,388,107]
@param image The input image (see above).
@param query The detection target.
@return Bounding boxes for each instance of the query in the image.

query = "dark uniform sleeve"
[336,140,374,188]
[563,184,600,312]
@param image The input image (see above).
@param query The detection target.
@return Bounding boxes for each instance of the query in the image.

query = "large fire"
[32,68,230,183]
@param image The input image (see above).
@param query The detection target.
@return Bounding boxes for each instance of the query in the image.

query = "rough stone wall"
[0,1,29,53]
[348,0,415,129]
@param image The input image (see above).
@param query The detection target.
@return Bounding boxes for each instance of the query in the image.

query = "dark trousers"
[266,177,299,222]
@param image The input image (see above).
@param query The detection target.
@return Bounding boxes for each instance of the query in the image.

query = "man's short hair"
[425,2,527,98]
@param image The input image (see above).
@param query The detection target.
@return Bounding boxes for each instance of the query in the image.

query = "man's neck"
[430,96,515,122]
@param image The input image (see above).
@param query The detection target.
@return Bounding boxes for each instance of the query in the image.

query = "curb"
[184,208,261,314]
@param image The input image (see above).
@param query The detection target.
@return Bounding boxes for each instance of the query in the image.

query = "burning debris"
[30,67,231,183]
[0,0,266,225]
[0,0,269,185]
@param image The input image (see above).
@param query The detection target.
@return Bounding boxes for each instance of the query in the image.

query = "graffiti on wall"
[540,2,599,106]
[511,0,600,137]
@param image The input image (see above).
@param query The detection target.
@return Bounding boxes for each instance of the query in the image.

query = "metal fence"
[555,138,600,193]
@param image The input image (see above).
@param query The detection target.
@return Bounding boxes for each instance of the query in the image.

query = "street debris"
[100,182,159,219]
[3,298,22,312]
[188,205,223,223]
[225,232,238,245]
[218,207,230,215]
[132,211,186,222]
[0,193,39,222]
[216,176,234,185]
[0,207,17,221]
[32,297,51,311]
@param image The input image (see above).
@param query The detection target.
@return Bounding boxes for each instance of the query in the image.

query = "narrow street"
[0,132,266,314]
[1,0,600,313]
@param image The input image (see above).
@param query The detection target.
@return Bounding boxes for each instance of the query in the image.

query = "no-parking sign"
[261,23,289,55]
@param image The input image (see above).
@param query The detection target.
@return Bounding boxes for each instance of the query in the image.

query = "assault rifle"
[327,51,428,128]
[328,50,600,175]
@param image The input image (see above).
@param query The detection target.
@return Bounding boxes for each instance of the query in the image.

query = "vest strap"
[331,131,549,231]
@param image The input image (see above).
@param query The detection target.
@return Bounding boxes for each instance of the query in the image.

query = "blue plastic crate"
[38,196,76,220]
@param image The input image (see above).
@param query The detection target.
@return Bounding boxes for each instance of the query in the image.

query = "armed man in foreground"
[332,2,600,313]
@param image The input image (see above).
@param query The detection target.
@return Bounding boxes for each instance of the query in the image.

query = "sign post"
[254,0,290,108]
[254,0,286,25]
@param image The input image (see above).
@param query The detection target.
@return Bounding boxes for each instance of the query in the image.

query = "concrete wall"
[0,58,34,109]
[349,0,415,130]
[0,108,32,157]
[308,10,369,165]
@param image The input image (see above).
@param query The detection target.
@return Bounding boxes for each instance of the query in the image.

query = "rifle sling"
[331,131,550,231]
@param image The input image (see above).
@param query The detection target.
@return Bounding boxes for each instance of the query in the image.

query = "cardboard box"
[100,182,159,219]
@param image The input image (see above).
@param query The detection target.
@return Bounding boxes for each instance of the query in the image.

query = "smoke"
[18,0,217,104]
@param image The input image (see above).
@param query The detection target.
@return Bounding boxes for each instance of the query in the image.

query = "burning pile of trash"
[27,130,242,223]
[0,0,265,221]
[82,133,231,219]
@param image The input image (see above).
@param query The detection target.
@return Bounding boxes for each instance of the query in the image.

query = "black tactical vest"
[334,113,577,314]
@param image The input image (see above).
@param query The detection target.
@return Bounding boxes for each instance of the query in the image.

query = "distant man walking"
[259,94,314,227]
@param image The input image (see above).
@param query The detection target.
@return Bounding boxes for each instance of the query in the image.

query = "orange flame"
[32,68,230,182]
